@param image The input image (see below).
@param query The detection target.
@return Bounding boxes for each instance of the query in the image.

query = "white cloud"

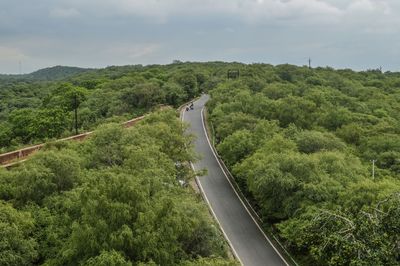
[340,0,400,33]
[346,0,390,13]
[2,0,400,72]
[127,44,160,59]
[54,0,340,23]
[237,0,342,24]
[97,0,400,30]
[50,7,80,18]
[105,0,342,24]
[104,43,160,59]
[51,0,398,28]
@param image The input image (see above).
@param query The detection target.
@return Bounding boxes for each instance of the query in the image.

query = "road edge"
[200,106,291,266]
[180,101,243,265]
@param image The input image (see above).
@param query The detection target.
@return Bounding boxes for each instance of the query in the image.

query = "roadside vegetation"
[0,110,237,265]
[0,62,223,152]
[0,62,242,265]
[207,64,400,265]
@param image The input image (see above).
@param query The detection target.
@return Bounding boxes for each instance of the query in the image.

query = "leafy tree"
[262,82,295,99]
[8,108,37,143]
[163,82,188,106]
[0,122,12,148]
[336,123,364,145]
[217,129,256,167]
[210,111,259,142]
[179,257,239,266]
[84,123,126,168]
[279,194,400,266]
[317,107,352,131]
[85,250,132,266]
[32,108,69,139]
[175,70,198,98]
[10,150,81,205]
[276,96,317,128]
[43,83,88,112]
[295,130,347,154]
[0,200,38,265]
[120,83,165,109]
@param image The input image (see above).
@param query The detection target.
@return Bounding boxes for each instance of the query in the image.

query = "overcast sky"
[0,0,399,73]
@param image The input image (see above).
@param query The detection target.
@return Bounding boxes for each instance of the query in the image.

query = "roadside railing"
[1,113,149,168]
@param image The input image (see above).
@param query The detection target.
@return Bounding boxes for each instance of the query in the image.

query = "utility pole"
[308,58,312,69]
[371,159,377,180]
[74,94,78,135]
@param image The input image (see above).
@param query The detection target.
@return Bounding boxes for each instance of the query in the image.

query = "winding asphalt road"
[182,94,289,266]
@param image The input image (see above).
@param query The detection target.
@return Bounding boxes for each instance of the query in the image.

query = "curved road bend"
[182,94,288,266]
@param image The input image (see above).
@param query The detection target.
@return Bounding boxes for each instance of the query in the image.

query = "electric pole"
[74,94,78,135]
[308,58,312,69]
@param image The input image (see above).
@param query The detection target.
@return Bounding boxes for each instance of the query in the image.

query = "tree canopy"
[207,63,400,265]
[0,62,226,152]
[0,110,237,265]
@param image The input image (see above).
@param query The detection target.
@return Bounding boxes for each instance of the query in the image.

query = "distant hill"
[0,66,94,81]
[27,65,94,80]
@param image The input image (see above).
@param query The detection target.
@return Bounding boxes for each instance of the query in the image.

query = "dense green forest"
[0,110,237,265]
[0,63,242,265]
[2,62,400,265]
[0,63,224,152]
[207,64,400,265]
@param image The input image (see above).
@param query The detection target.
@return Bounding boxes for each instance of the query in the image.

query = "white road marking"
[200,106,290,266]
[182,106,244,265]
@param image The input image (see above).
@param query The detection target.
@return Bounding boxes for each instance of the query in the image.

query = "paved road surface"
[182,95,289,266]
